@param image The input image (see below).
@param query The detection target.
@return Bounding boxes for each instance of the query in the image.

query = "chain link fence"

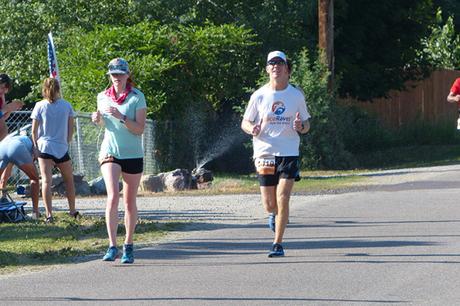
[4,110,158,188]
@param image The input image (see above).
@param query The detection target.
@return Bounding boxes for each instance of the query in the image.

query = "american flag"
[47,32,60,81]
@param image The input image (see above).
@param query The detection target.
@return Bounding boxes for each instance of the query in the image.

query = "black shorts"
[38,152,71,164]
[257,156,300,187]
[100,156,144,174]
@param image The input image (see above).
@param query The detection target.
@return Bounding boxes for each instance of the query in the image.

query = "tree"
[433,0,460,31]
[0,0,140,87]
[419,8,460,69]
[334,0,435,100]
[290,49,354,169]
[186,1,437,101]
[59,22,258,115]
[59,21,258,170]
[164,0,318,64]
[2,0,439,103]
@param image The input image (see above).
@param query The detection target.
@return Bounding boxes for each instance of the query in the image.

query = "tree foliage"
[290,49,354,169]
[186,0,317,56]
[334,0,435,100]
[0,0,443,103]
[433,0,460,31]
[59,22,258,118]
[0,0,141,84]
[168,0,439,101]
[418,8,460,70]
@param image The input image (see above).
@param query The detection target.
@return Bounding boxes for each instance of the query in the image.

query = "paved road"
[2,165,460,305]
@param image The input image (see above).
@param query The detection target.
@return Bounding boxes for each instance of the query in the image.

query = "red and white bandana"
[104,84,132,105]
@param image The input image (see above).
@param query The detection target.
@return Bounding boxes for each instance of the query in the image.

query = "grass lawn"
[164,172,365,196]
[0,212,182,274]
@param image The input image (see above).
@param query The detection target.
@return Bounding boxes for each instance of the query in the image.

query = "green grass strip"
[0,212,182,272]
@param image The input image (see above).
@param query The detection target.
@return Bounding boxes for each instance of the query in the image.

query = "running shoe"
[45,216,54,223]
[121,244,134,264]
[268,213,276,232]
[268,243,284,257]
[102,246,119,261]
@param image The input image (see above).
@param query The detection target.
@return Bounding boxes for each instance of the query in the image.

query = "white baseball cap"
[267,51,287,63]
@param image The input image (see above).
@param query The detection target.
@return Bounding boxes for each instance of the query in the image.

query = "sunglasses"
[267,60,286,66]
[108,64,128,71]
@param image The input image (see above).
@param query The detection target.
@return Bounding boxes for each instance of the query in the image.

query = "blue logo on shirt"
[271,101,285,115]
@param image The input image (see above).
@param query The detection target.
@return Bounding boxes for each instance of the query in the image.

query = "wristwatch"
[119,115,127,124]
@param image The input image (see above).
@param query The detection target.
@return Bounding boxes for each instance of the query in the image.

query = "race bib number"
[255,157,276,175]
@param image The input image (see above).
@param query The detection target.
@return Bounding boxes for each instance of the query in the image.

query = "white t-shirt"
[243,84,310,158]
[30,98,75,159]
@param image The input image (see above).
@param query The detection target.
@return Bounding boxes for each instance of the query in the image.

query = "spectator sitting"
[0,135,40,219]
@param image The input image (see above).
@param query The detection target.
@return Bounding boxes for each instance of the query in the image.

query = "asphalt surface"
[2,165,460,305]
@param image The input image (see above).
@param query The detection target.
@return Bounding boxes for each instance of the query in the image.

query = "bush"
[59,22,258,117]
[339,105,394,153]
[340,105,460,153]
[290,49,355,170]
[339,104,460,168]
[395,120,460,146]
[57,21,259,171]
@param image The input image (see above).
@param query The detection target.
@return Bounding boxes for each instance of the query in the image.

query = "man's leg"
[260,186,277,214]
[274,178,294,244]
[260,185,278,232]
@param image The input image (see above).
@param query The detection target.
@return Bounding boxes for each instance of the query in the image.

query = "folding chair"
[0,190,27,222]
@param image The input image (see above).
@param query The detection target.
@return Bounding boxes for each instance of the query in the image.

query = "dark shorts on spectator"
[39,152,71,164]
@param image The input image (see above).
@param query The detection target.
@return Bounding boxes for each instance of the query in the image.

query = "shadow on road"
[1,296,408,303]
[131,234,439,262]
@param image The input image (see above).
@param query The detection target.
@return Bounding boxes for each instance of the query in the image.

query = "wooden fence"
[339,69,460,129]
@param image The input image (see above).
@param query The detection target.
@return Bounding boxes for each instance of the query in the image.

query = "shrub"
[290,49,355,169]
[338,105,394,153]
[57,21,259,171]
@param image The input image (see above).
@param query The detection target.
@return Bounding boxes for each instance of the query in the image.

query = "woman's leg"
[55,160,76,215]
[38,158,54,218]
[0,163,13,191]
[121,172,142,245]
[19,163,40,218]
[101,163,122,247]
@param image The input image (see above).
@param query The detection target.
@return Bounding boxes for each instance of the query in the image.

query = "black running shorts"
[257,156,300,186]
[100,156,144,174]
